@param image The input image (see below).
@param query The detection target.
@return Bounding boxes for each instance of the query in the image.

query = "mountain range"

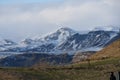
[0,26,120,67]
[0,26,120,54]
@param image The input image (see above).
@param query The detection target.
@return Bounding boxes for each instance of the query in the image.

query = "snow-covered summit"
[24,27,77,44]
[56,27,76,34]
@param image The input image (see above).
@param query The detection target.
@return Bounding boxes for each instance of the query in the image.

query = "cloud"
[35,0,120,29]
[0,0,120,41]
[103,0,120,6]
[1,0,119,25]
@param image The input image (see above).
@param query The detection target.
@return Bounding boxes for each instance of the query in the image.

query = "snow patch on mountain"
[0,37,16,47]
[80,47,103,52]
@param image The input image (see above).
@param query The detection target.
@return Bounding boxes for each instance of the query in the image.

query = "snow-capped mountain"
[0,37,16,51]
[58,30,118,52]
[4,27,77,52]
[0,38,15,46]
[21,27,77,52]
[2,26,120,53]
[23,27,76,45]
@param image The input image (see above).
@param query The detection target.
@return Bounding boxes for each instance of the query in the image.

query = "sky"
[0,0,120,42]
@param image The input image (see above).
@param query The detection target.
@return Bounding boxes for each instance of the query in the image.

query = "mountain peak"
[56,27,76,35]
[58,27,73,31]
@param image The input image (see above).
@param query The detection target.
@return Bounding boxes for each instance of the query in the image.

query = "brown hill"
[90,39,120,60]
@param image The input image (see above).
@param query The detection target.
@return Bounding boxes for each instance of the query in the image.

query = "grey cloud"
[0,0,120,41]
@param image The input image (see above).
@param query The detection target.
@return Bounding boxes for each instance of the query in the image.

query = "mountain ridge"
[0,26,120,54]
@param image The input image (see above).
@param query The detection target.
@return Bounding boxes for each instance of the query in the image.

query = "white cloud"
[0,0,119,25]
[36,0,120,28]
[103,0,120,6]
[0,0,120,41]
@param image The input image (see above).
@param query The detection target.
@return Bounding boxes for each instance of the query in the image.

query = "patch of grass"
[0,58,120,80]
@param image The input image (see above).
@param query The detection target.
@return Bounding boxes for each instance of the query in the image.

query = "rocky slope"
[90,38,120,60]
[0,53,73,67]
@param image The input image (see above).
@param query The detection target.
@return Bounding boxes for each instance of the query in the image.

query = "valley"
[0,57,120,80]
[0,27,120,80]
